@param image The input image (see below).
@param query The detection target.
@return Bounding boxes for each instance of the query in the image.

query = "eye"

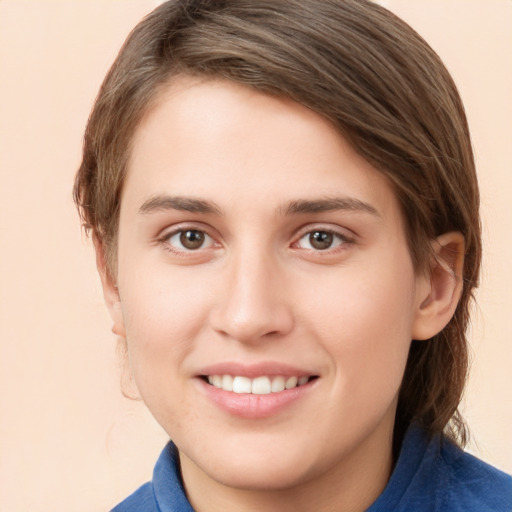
[296,230,349,251]
[166,229,215,251]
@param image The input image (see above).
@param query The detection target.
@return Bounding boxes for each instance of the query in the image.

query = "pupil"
[310,231,333,250]
[180,230,204,249]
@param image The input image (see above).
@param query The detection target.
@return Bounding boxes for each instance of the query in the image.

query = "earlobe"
[93,236,126,338]
[412,232,465,341]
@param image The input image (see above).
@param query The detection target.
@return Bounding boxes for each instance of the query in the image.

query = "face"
[108,77,432,496]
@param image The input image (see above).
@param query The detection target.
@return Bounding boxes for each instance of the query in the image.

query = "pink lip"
[198,380,315,419]
[197,361,313,379]
[195,361,318,419]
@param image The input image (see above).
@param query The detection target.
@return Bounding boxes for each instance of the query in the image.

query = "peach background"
[0,1,510,510]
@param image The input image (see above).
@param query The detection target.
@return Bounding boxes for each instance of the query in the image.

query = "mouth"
[200,374,318,395]
[196,363,319,418]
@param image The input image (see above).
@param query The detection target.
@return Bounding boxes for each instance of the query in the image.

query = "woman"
[74,0,512,510]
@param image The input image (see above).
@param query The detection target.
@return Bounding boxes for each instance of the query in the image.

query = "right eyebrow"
[279,196,380,217]
[138,195,223,216]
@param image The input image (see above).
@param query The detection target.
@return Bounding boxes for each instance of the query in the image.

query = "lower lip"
[197,378,316,419]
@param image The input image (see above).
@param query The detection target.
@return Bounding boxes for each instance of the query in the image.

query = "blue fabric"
[111,426,512,511]
[111,443,193,512]
[367,426,512,511]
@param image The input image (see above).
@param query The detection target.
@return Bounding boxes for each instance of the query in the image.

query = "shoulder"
[111,482,159,512]
[438,439,512,511]
[368,425,512,512]
[110,442,195,512]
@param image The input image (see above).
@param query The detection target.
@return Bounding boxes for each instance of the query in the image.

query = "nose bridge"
[209,242,293,343]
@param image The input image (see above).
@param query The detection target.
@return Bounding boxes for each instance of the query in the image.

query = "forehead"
[123,76,402,227]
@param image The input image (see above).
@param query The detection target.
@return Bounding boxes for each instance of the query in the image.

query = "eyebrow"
[138,194,379,218]
[139,195,223,216]
[280,197,379,217]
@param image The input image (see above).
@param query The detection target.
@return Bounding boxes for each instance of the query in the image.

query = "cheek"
[117,268,214,431]
[300,258,417,399]
[117,264,212,384]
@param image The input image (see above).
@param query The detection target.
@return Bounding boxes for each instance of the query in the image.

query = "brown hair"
[74,0,481,447]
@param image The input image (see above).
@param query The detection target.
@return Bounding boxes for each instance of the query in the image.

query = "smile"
[205,375,314,394]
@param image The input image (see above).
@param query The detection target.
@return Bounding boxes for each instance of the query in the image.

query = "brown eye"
[309,231,334,250]
[296,229,348,251]
[179,230,205,249]
[166,229,214,251]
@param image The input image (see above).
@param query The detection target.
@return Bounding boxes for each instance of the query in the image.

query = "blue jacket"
[112,425,512,511]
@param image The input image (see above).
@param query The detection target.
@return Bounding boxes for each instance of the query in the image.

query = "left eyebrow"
[279,197,380,217]
[138,195,223,216]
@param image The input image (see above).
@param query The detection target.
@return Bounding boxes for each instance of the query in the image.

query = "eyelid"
[169,230,215,250]
[157,223,221,253]
[293,223,356,242]
[291,224,357,251]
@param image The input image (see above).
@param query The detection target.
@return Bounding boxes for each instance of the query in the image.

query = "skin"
[98,77,463,512]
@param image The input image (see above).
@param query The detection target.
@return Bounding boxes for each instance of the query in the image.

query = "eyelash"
[157,225,356,256]
[293,228,355,253]
[158,226,218,255]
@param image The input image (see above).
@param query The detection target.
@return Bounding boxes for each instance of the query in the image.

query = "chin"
[207,458,313,492]
[183,435,327,493]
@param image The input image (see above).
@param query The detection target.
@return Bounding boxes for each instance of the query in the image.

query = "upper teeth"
[207,375,310,394]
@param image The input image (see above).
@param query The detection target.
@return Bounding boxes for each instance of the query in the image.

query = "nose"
[209,250,294,344]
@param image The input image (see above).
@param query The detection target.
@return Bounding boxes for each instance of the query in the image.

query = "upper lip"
[197,361,317,379]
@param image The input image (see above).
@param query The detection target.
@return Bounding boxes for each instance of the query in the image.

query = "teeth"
[232,376,252,394]
[298,376,309,386]
[252,376,272,395]
[285,376,298,389]
[222,374,234,392]
[271,376,285,393]
[206,374,311,394]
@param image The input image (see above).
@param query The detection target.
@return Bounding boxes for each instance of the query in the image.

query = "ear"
[411,232,465,341]
[93,236,126,338]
